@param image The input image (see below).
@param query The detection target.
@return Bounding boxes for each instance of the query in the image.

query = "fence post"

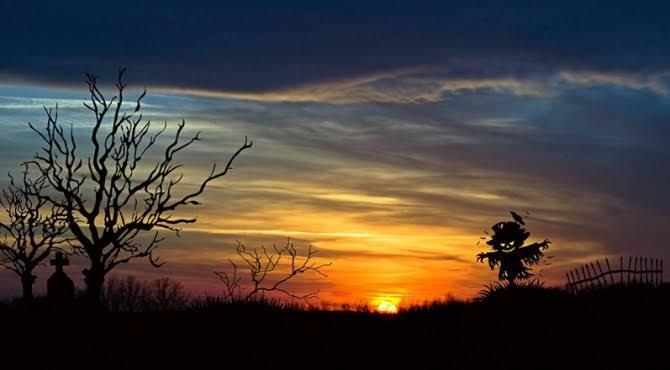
[589,263,600,288]
[596,260,607,287]
[627,256,632,284]
[605,258,615,285]
[645,257,649,285]
[570,270,579,293]
[583,265,593,290]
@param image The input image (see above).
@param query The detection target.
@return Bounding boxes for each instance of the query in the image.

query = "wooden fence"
[565,256,663,293]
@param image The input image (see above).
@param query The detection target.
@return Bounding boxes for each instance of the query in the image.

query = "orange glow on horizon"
[102,166,589,306]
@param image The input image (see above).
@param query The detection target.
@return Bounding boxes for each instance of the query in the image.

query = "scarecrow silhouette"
[477,211,551,286]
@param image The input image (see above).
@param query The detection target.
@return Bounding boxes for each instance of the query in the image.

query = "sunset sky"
[1,1,669,306]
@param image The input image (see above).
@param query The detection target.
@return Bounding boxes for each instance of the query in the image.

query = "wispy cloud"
[559,70,670,94]
[154,68,553,104]
[150,67,670,105]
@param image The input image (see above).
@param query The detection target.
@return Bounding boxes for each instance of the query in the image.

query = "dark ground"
[1,284,668,369]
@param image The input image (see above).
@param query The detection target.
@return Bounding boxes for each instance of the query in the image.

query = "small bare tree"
[0,165,69,301]
[27,68,252,302]
[215,240,331,305]
[215,259,242,301]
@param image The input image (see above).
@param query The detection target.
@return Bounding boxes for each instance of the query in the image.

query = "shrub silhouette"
[147,277,190,311]
[476,211,550,286]
[102,275,189,312]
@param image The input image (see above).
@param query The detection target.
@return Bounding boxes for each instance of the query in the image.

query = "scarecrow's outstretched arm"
[517,239,551,265]
[477,250,504,270]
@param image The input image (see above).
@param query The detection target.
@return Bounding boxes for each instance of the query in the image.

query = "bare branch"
[214,259,242,301]
[215,239,331,306]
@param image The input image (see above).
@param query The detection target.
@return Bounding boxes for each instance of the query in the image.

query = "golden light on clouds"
[144,154,616,305]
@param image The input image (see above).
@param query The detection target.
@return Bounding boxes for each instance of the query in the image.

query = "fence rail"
[565,256,663,293]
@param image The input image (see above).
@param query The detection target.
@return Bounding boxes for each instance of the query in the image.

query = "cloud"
[151,67,670,105]
[3,1,670,93]
[153,68,553,104]
[559,70,670,94]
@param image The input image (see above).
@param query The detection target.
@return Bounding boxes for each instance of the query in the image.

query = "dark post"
[590,264,598,289]
[569,270,578,293]
[605,258,615,285]
[660,258,663,286]
[582,265,591,290]
[596,261,607,287]
[636,257,640,284]
[644,258,649,285]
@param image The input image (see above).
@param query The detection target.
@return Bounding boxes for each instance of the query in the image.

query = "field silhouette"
[1,281,668,369]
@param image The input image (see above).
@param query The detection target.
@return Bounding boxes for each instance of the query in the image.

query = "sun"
[372,296,400,314]
[376,300,398,314]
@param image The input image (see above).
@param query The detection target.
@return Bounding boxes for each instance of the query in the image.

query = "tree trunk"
[83,262,105,305]
[21,273,36,302]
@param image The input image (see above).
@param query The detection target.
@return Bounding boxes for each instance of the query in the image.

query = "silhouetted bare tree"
[27,68,252,302]
[215,240,331,305]
[216,259,242,301]
[0,165,70,301]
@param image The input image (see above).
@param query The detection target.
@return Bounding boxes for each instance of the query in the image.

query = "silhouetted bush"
[145,278,190,312]
[400,294,466,314]
[101,276,189,312]
[102,276,147,312]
